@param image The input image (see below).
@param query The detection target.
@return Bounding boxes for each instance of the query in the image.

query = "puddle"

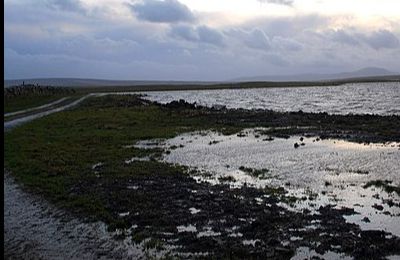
[124,156,152,164]
[197,227,221,238]
[140,129,400,237]
[189,207,201,214]
[161,130,399,190]
[242,239,260,246]
[177,225,197,233]
[291,246,352,260]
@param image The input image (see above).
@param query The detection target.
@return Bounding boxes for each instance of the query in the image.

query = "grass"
[4,95,71,113]
[4,95,239,228]
[4,85,79,113]
[239,166,271,179]
[363,180,400,196]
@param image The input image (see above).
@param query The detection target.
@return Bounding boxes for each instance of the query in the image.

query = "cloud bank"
[4,0,400,80]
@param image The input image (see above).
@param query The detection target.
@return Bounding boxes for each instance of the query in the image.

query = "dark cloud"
[129,0,194,23]
[170,25,225,46]
[170,25,199,41]
[362,30,400,50]
[197,26,225,46]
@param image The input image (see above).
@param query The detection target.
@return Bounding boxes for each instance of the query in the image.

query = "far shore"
[5,75,400,94]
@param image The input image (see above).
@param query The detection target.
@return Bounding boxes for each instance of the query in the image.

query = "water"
[135,129,400,237]
[141,82,400,115]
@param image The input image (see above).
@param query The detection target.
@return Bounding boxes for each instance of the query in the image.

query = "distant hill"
[3,78,219,88]
[4,67,400,88]
[232,67,399,82]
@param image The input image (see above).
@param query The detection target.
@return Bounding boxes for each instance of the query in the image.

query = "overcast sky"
[4,0,400,80]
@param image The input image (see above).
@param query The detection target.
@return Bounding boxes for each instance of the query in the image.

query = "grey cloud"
[5,1,400,81]
[246,29,271,50]
[362,30,399,50]
[130,0,194,23]
[263,53,289,66]
[170,25,225,46]
[272,36,303,51]
[46,0,84,12]
[257,0,294,6]
[328,29,360,46]
[324,29,399,50]
[197,26,225,46]
[226,29,271,51]
[170,25,199,42]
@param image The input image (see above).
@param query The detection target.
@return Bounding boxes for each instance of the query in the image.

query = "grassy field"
[4,95,72,113]
[4,95,227,225]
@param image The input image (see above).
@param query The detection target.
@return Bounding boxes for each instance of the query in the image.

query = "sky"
[4,0,400,80]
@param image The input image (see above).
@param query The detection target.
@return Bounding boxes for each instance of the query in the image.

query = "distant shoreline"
[73,77,400,93]
[4,75,400,91]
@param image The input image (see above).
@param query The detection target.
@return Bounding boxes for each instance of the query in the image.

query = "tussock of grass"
[239,166,271,179]
[363,180,400,196]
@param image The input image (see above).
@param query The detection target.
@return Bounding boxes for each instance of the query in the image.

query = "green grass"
[4,95,238,227]
[4,95,74,113]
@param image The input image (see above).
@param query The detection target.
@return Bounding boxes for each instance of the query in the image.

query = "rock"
[212,104,226,110]
[362,217,371,223]
[294,143,300,148]
[372,204,384,211]
[262,136,274,141]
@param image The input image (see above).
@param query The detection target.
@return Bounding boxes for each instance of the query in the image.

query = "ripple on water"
[140,82,400,115]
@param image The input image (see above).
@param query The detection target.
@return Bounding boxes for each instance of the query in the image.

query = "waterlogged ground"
[133,129,400,240]
[5,94,400,259]
[4,172,152,259]
[142,82,400,115]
